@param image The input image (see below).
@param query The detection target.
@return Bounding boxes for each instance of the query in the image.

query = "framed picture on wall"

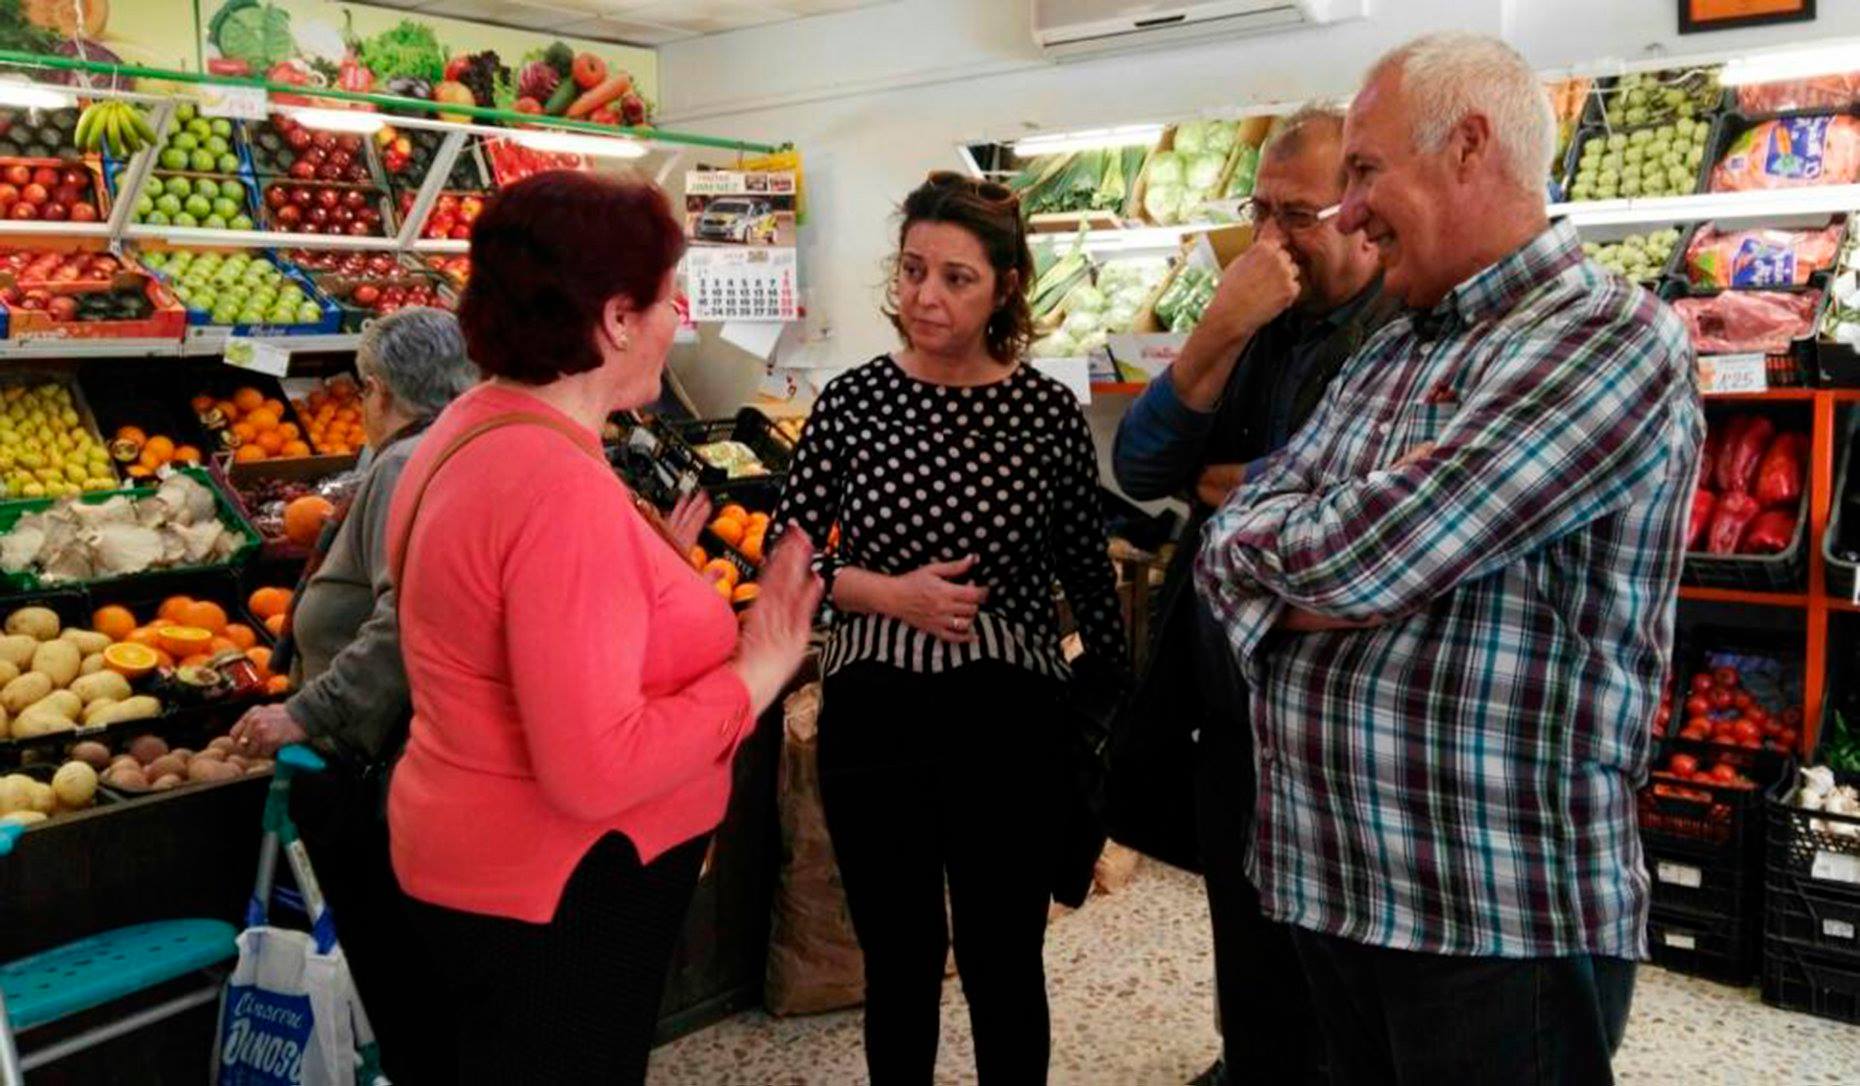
[1680,0,1816,34]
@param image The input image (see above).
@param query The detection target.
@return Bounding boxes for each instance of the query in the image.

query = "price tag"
[223,337,290,378]
[1656,861,1703,889]
[1698,354,1768,396]
[1662,931,1697,950]
[1823,918,1857,942]
[196,84,268,122]
[1812,849,1860,886]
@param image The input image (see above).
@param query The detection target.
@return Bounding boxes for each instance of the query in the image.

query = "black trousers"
[818,660,1063,1086]
[1291,928,1637,1085]
[402,832,707,1085]
[290,769,456,1084]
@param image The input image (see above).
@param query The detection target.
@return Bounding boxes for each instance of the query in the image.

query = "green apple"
[190,150,217,172]
[187,119,211,139]
[209,118,232,138]
[171,132,198,153]
[203,215,229,230]
[172,211,199,228]
[204,136,229,156]
[175,102,197,122]
[193,178,218,200]
[218,154,240,174]
[297,302,322,323]
[164,176,191,197]
[159,148,187,170]
[155,193,182,214]
[192,286,219,308]
[133,194,154,215]
[184,194,211,217]
[212,198,240,219]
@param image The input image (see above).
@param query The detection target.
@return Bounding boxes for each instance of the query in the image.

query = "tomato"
[1712,719,1738,741]
[1709,688,1734,710]
[1680,723,1710,741]
[1669,753,1700,778]
[1733,692,1755,712]
[1713,666,1740,689]
[1782,707,1804,727]
[572,52,607,90]
[1778,727,1798,748]
[1685,695,1712,716]
[1710,763,1739,783]
[1690,674,1715,695]
[1656,706,1672,728]
[1761,719,1783,737]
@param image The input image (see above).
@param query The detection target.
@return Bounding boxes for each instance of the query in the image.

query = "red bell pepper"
[1707,492,1762,554]
[1687,488,1716,551]
[1741,509,1796,555]
[1718,415,1774,495]
[1699,424,1725,492]
[1753,432,1806,508]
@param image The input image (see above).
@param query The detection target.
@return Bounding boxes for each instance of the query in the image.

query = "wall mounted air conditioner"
[1033,0,1366,60]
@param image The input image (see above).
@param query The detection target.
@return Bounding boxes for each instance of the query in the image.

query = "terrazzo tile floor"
[648,862,1860,1085]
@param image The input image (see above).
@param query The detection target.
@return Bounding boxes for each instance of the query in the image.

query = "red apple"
[312,132,336,151]
[59,168,87,188]
[337,134,361,154]
[352,284,380,306]
[317,163,342,182]
[51,184,80,206]
[19,183,46,204]
[288,186,313,206]
[4,165,29,186]
[9,203,36,220]
[285,128,312,151]
[449,223,471,240]
[30,167,58,188]
[40,203,65,221]
[289,160,316,181]
[307,206,330,226]
[274,204,302,225]
[341,189,366,210]
[68,203,98,222]
[346,221,372,236]
[0,184,17,205]
[47,296,76,320]
[315,187,339,209]
[265,186,289,208]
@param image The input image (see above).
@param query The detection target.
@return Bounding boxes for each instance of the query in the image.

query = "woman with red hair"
[385,170,819,1082]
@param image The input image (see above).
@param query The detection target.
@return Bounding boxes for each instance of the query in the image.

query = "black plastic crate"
[1762,935,1860,1023]
[1766,865,1860,959]
[1765,769,1860,905]
[1827,419,1859,600]
[1648,906,1759,985]
[1663,625,1807,762]
[1582,66,1731,132]
[664,408,793,486]
[1648,837,1765,917]
[1562,117,1717,204]
[1684,403,1815,589]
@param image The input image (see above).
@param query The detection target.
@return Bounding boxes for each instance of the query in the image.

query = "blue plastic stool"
[0,813,237,1083]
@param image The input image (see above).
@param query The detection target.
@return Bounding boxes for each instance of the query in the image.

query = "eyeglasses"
[1239,198,1342,231]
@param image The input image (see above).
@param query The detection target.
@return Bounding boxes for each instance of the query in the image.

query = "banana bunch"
[74,101,157,158]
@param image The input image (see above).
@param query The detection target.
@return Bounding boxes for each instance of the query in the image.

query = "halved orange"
[102,641,159,679]
[157,625,212,659]
[126,626,164,649]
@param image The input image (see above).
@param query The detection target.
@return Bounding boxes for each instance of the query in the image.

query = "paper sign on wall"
[196,84,268,121]
[687,247,798,323]
[1698,354,1768,396]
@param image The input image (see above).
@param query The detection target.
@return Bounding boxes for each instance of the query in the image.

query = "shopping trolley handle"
[0,822,19,857]
[278,744,328,775]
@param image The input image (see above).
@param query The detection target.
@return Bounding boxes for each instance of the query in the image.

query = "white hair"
[1367,32,1556,196]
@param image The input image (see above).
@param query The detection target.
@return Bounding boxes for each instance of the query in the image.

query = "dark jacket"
[1104,282,1402,870]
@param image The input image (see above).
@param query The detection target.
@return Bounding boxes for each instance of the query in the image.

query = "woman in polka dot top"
[773,173,1126,1084]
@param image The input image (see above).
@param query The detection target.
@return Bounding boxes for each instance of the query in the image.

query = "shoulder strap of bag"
[389,411,605,590]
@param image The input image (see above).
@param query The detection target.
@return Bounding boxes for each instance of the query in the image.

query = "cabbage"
[1186,152,1227,195]
[1064,283,1107,314]
[1204,121,1238,156]
[1144,183,1183,224]
[1147,151,1185,187]
[1173,121,1208,156]
[1031,332,1077,358]
[1062,309,1102,337]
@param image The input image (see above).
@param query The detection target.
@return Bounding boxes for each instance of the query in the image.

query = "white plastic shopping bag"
[213,923,377,1085]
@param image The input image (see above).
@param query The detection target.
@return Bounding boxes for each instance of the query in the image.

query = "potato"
[188,759,239,784]
[103,765,148,791]
[12,710,76,739]
[59,629,110,656]
[0,775,32,812]
[30,640,80,688]
[145,754,187,781]
[0,810,46,826]
[0,635,36,670]
[107,754,139,774]
[79,699,119,727]
[208,737,237,755]
[245,759,274,775]
[89,697,162,728]
[53,761,98,808]
[0,659,18,687]
[150,775,181,791]
[69,671,131,706]
[70,740,111,769]
[170,748,195,764]
[41,690,80,719]
[78,653,105,677]
[5,606,60,641]
[25,781,53,814]
[0,670,51,714]
[127,734,168,765]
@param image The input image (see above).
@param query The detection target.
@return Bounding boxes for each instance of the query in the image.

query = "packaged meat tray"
[1735,75,1860,116]
[1711,114,1860,192]
[1670,288,1823,364]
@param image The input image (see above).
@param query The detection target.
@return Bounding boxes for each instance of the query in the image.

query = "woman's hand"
[229,703,308,758]
[888,555,989,644]
[666,489,714,553]
[732,528,824,717]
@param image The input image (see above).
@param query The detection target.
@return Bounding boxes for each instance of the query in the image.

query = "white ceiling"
[357,0,892,47]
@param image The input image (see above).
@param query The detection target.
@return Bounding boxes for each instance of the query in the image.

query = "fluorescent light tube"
[1013,124,1165,157]
[289,108,389,134]
[0,82,74,110]
[511,129,650,159]
[1720,43,1860,87]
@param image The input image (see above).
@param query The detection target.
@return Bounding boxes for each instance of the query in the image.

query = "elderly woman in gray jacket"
[231,306,478,1082]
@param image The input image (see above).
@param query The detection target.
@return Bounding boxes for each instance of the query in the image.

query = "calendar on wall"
[686,247,798,322]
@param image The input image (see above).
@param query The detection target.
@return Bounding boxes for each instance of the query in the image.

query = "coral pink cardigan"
[386,384,751,922]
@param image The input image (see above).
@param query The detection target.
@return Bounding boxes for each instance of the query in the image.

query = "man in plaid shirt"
[1196,33,1703,1083]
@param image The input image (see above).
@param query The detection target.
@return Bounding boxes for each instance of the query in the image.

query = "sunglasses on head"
[926,170,1017,205]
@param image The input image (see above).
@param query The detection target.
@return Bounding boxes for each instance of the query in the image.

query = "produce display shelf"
[0,338,187,360]
[122,226,399,253]
[1552,185,1860,229]
[179,332,362,356]
[411,239,472,255]
[1680,586,1810,609]
[1091,382,1148,396]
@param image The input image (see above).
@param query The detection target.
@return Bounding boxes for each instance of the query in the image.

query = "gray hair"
[356,307,478,418]
[1263,103,1348,164]
[1366,32,1556,196]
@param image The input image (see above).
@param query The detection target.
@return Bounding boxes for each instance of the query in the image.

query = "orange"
[261,398,286,419]
[157,624,212,658]
[114,425,146,445]
[245,408,280,432]
[284,496,334,547]
[738,531,765,565]
[126,626,164,649]
[233,445,267,463]
[153,649,176,669]
[179,653,212,669]
[126,464,154,480]
[247,646,274,680]
[179,600,228,634]
[731,583,760,605]
[230,422,257,444]
[143,435,175,462]
[713,578,733,599]
[747,512,771,532]
[264,613,286,638]
[280,441,312,458]
[306,391,328,413]
[254,431,285,455]
[213,399,240,422]
[702,558,740,589]
[208,637,236,655]
[718,504,750,524]
[278,423,301,441]
[687,545,707,570]
[249,587,291,620]
[232,387,264,413]
[171,445,202,464]
[265,675,292,696]
[335,407,360,424]
[101,641,159,679]
[158,596,194,623]
[138,449,166,470]
[223,623,257,650]
[709,517,745,547]
[189,394,215,415]
[91,605,136,641]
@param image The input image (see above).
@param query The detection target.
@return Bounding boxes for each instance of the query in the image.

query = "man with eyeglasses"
[1110,103,1396,1086]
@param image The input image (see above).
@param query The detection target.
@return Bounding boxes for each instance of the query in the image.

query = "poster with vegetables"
[198,1,657,125]
[0,0,197,83]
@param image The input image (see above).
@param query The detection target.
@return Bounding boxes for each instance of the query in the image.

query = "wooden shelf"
[1679,585,1808,609]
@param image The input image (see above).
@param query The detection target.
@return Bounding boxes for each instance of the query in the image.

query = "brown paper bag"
[764,682,867,1016]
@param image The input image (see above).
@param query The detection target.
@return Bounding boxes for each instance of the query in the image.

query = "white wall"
[659,0,1854,444]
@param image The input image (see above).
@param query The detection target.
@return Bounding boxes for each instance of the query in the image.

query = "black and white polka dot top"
[773,355,1126,680]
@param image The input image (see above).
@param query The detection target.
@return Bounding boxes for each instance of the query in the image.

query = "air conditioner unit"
[1033,0,1364,60]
